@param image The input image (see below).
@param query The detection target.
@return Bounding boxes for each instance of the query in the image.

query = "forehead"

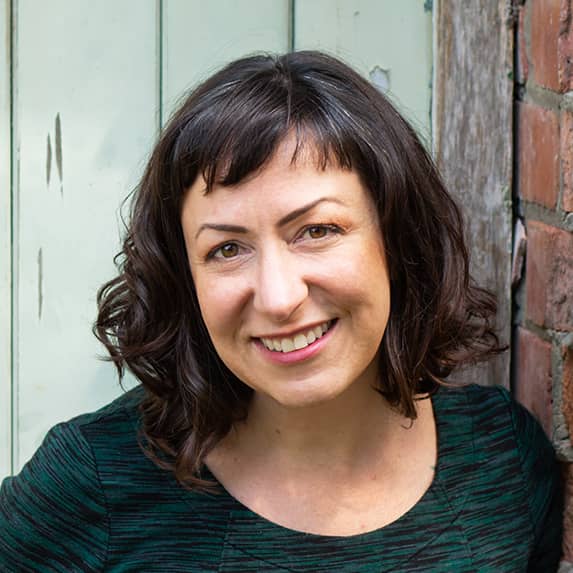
[181,145,369,229]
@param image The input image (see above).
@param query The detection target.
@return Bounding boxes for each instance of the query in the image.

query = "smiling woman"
[182,151,390,410]
[0,51,563,571]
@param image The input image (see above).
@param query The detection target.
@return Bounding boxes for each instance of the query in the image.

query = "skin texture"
[182,144,390,410]
[181,141,436,536]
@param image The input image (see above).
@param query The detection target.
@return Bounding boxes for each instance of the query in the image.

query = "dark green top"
[0,384,563,572]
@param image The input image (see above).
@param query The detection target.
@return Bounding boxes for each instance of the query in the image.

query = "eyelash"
[205,224,343,261]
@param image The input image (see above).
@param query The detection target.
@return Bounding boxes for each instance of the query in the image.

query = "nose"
[252,249,309,322]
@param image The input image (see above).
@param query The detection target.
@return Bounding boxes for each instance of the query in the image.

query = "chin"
[263,381,353,410]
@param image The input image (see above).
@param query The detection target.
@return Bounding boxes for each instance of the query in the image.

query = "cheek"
[194,274,247,338]
[331,240,390,307]
[366,267,391,329]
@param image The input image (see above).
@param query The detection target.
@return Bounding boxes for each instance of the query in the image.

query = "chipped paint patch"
[369,66,391,93]
[424,0,433,12]
[55,113,63,195]
[46,134,52,186]
[511,218,527,288]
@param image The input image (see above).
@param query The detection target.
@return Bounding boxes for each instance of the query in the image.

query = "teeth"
[293,334,307,350]
[261,321,332,353]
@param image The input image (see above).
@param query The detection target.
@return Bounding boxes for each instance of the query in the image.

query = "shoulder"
[454,384,556,472]
[435,382,552,453]
[434,383,563,567]
[435,383,558,480]
[67,383,144,430]
[0,386,146,571]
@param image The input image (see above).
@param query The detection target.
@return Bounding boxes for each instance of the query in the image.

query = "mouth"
[259,320,336,353]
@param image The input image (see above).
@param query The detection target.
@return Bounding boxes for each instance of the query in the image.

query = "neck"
[222,376,410,473]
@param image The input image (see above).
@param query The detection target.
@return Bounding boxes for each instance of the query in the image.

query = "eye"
[299,224,341,241]
[208,242,240,260]
[305,226,328,239]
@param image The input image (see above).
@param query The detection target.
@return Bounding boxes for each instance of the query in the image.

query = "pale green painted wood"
[294,0,433,138]
[0,0,12,479]
[12,0,158,472]
[162,0,290,122]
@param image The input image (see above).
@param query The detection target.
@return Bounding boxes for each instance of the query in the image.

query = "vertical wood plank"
[0,0,12,479]
[13,0,159,470]
[294,0,433,137]
[162,0,290,120]
[434,0,513,386]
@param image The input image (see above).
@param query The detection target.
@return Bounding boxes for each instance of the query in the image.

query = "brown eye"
[306,226,328,239]
[210,242,240,260]
[219,243,239,258]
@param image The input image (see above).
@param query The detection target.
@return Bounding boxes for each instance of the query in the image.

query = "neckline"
[199,388,453,542]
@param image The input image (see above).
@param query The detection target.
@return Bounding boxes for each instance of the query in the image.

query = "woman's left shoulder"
[463,384,553,454]
[434,382,561,524]
[435,383,563,569]
[444,383,556,467]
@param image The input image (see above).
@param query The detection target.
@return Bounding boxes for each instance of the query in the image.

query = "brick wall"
[514,0,573,563]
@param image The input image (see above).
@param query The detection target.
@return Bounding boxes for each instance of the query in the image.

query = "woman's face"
[181,142,391,409]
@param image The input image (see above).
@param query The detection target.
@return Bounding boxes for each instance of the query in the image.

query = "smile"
[260,320,334,353]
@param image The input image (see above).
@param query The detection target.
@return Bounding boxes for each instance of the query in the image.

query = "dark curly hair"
[94,50,503,488]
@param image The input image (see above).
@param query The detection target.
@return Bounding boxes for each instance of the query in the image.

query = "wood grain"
[434,0,514,386]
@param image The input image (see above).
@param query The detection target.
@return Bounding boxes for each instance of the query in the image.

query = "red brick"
[531,0,562,91]
[515,327,553,436]
[518,102,560,209]
[517,4,529,84]
[548,228,573,330]
[526,222,555,326]
[559,0,573,92]
[526,221,573,330]
[563,463,573,561]
[563,110,573,212]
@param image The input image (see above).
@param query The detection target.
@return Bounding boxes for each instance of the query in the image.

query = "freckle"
[275,428,281,435]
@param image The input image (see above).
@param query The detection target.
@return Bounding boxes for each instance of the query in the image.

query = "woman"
[0,51,562,571]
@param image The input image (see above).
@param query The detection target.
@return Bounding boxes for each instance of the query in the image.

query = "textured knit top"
[0,384,563,572]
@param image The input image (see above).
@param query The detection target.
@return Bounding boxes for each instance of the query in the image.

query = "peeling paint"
[424,0,433,12]
[46,134,52,186]
[369,66,391,93]
[55,113,63,195]
[37,248,43,320]
[511,218,526,288]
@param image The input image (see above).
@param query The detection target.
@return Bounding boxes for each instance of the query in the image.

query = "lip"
[254,319,337,364]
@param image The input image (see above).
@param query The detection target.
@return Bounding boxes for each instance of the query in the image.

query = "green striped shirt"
[0,384,562,571]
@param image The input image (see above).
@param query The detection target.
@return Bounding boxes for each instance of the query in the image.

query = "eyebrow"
[194,197,343,239]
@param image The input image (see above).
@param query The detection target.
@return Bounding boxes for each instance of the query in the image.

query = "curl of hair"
[94,51,504,489]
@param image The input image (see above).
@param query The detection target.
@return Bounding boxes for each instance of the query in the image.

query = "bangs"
[205,122,355,192]
[168,55,362,195]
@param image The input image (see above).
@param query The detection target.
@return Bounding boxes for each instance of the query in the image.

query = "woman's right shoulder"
[0,386,153,571]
